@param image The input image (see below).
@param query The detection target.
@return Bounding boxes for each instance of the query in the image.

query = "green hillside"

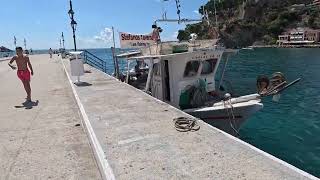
[177,0,320,48]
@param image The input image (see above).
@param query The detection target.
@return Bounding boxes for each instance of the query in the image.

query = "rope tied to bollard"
[173,117,200,132]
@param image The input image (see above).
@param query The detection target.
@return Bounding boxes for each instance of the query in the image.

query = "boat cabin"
[127,46,224,109]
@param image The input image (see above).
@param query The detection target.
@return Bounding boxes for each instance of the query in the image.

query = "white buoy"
[272,94,281,102]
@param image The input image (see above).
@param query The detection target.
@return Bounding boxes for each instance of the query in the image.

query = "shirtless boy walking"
[8,47,34,102]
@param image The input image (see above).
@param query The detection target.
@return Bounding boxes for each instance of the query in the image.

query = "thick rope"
[173,117,200,132]
[223,99,240,136]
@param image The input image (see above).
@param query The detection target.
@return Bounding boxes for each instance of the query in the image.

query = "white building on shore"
[277,27,320,46]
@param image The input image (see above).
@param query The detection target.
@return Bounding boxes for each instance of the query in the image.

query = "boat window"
[184,61,200,77]
[201,59,217,75]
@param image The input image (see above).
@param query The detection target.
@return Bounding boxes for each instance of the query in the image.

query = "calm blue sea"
[87,48,320,177]
[3,48,319,177]
[231,48,320,177]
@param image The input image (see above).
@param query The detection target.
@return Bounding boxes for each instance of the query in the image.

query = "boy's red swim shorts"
[17,69,31,81]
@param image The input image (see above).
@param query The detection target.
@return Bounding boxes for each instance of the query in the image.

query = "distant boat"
[0,46,12,52]
[241,46,254,50]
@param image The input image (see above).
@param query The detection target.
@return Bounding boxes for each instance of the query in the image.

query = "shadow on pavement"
[74,82,92,87]
[14,100,39,109]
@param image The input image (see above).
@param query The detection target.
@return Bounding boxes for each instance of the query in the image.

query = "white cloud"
[193,10,200,15]
[161,31,179,41]
[77,27,115,48]
[172,31,179,39]
[93,28,113,43]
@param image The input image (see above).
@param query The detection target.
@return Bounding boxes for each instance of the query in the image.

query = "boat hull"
[184,100,263,136]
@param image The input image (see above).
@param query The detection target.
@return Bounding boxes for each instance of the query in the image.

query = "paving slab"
[0,54,101,180]
[62,57,318,180]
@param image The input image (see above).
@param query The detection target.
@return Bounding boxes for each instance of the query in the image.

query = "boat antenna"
[154,0,202,25]
[161,0,169,20]
[175,0,181,23]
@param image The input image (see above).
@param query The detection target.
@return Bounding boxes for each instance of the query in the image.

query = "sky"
[0,0,208,50]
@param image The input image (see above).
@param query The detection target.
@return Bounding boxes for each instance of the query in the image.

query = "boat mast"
[13,36,17,48]
[61,32,65,49]
[24,38,27,50]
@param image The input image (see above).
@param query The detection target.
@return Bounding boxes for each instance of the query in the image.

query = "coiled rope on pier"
[173,117,200,132]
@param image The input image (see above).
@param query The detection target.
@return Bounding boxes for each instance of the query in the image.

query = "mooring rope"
[223,99,240,136]
[173,117,200,132]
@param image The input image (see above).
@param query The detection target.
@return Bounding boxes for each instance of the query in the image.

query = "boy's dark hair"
[16,47,23,51]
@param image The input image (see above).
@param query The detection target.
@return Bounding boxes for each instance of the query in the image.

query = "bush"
[177,30,190,41]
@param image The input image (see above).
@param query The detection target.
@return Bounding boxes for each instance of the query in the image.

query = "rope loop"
[173,117,200,132]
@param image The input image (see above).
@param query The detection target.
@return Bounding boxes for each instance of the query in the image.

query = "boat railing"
[81,50,107,73]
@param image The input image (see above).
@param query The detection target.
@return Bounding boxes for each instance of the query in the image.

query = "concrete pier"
[0,54,318,179]
[61,56,317,180]
[0,57,11,62]
[0,55,101,179]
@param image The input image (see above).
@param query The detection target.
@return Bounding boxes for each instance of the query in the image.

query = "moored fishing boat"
[114,0,299,135]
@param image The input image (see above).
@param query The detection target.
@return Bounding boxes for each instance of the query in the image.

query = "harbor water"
[87,48,320,177]
[229,48,320,177]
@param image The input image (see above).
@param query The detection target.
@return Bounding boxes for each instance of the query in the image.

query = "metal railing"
[81,50,107,73]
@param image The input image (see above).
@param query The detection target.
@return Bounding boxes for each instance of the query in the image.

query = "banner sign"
[119,32,156,48]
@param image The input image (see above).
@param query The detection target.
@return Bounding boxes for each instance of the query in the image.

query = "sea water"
[228,48,320,177]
